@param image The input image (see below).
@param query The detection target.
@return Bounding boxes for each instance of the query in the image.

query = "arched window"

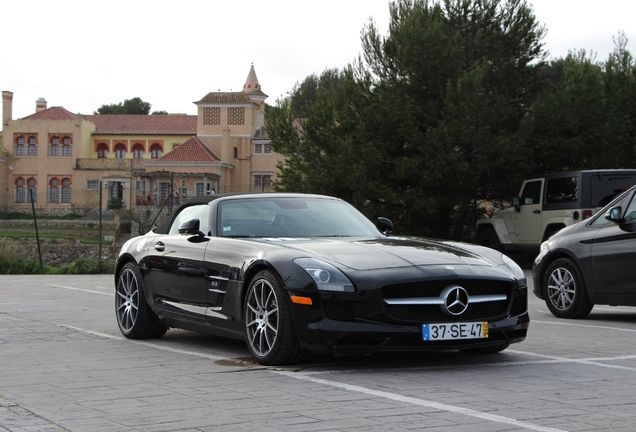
[97,143,108,159]
[49,178,60,203]
[62,137,72,156]
[27,178,38,203]
[133,144,144,159]
[27,136,38,156]
[61,178,72,203]
[150,144,162,159]
[15,178,26,203]
[50,137,60,156]
[16,136,26,156]
[115,143,126,159]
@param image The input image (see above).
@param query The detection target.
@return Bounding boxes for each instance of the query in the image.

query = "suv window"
[546,177,578,204]
[590,174,636,207]
[520,180,541,205]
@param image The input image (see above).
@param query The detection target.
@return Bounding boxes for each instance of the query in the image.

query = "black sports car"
[533,184,636,319]
[115,193,529,365]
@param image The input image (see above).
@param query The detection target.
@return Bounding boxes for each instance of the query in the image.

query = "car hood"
[254,236,501,271]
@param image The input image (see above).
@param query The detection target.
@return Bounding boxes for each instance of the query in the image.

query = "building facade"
[0,66,283,213]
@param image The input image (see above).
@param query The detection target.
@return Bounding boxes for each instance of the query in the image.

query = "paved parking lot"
[1,272,636,431]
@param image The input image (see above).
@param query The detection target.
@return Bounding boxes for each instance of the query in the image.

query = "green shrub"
[59,258,115,275]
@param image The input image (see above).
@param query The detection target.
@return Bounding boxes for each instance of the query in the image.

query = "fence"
[0,182,275,268]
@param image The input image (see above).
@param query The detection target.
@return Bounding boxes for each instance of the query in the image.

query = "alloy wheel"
[116,268,139,332]
[245,278,279,357]
[547,266,576,311]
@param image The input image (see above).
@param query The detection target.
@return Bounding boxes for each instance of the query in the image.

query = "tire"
[460,343,509,355]
[244,270,305,366]
[475,228,502,251]
[116,262,168,339]
[543,258,593,319]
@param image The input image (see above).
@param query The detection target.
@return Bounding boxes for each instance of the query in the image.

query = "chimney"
[36,98,47,113]
[2,91,13,125]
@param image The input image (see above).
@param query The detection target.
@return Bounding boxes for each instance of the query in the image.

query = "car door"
[144,203,211,316]
[590,191,636,296]
[507,179,543,244]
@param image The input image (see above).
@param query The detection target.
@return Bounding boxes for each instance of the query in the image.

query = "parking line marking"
[273,370,567,432]
[60,325,227,361]
[508,349,636,372]
[532,319,636,333]
[46,284,113,296]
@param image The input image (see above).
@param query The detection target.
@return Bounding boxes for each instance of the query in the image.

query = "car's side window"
[622,195,636,223]
[520,180,542,205]
[545,177,578,204]
[168,204,210,235]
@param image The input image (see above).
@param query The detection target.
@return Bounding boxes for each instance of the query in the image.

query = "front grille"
[510,293,528,317]
[382,279,513,323]
[385,301,508,322]
[382,279,511,299]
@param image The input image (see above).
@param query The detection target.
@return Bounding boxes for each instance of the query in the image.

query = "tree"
[94,97,152,115]
[151,110,168,115]
[268,0,547,239]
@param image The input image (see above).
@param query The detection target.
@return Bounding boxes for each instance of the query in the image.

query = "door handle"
[154,241,165,252]
[533,210,541,214]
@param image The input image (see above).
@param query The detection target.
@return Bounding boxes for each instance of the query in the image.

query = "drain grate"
[215,357,262,367]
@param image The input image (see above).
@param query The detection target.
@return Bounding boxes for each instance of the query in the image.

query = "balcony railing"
[76,158,146,170]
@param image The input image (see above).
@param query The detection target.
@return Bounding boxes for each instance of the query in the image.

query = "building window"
[28,136,38,156]
[254,144,262,154]
[50,137,60,156]
[150,144,162,159]
[196,183,205,197]
[61,178,72,203]
[115,143,126,159]
[233,147,238,158]
[172,143,180,151]
[27,178,37,202]
[86,180,100,190]
[97,143,108,158]
[253,174,272,188]
[62,137,72,156]
[133,144,144,159]
[49,178,60,203]
[159,182,170,202]
[15,178,26,203]
[264,144,272,154]
[16,136,26,156]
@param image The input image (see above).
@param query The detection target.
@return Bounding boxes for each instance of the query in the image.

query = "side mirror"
[377,217,393,235]
[512,196,520,212]
[605,206,624,223]
[178,219,205,237]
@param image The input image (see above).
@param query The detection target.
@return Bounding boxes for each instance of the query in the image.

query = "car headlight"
[293,258,355,292]
[501,254,527,288]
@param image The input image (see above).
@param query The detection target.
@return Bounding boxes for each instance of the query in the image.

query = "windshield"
[218,197,382,238]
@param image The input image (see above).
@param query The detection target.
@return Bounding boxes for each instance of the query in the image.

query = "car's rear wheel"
[116,262,167,339]
[543,258,593,319]
[244,270,305,366]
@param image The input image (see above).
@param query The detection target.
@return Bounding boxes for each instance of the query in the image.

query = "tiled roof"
[195,92,258,105]
[21,107,84,121]
[252,126,269,140]
[85,114,197,135]
[146,136,221,164]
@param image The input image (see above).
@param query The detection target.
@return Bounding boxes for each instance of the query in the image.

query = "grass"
[0,231,102,244]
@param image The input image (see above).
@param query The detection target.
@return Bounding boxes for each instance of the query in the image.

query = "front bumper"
[288,287,530,356]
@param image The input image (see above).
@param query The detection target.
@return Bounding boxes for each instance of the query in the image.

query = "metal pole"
[169,172,174,213]
[29,188,43,269]
[99,181,103,272]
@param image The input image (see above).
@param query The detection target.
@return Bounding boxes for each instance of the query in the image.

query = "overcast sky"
[2,0,634,120]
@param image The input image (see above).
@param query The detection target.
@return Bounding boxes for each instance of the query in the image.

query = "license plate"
[422,322,488,341]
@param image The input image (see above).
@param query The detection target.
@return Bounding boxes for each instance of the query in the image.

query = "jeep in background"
[475,170,636,253]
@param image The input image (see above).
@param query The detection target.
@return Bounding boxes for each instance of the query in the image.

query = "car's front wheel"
[244,270,305,366]
[116,262,167,339]
[543,258,593,319]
